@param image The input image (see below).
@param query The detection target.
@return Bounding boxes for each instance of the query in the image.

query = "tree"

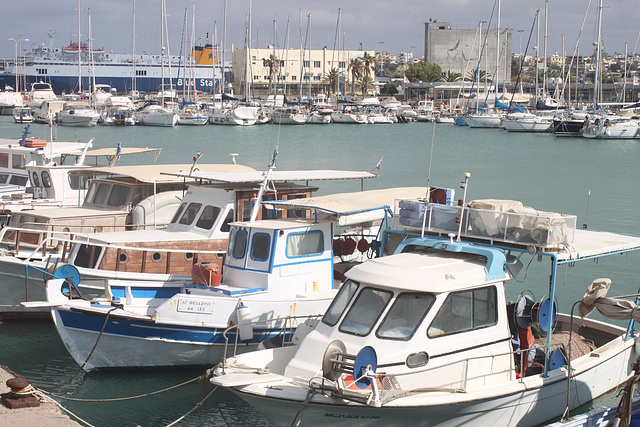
[348,58,364,95]
[359,76,374,96]
[444,71,462,82]
[404,61,443,82]
[262,54,279,93]
[380,82,398,96]
[361,52,378,95]
[322,68,341,94]
[465,68,490,82]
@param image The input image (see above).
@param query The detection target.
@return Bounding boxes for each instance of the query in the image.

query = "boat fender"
[357,238,368,253]
[235,303,253,341]
[333,239,345,256]
[343,237,356,255]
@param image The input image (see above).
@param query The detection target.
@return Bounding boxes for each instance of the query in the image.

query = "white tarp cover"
[578,278,640,321]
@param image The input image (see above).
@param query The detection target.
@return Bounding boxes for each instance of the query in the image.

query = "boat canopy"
[162,169,378,184]
[70,163,255,183]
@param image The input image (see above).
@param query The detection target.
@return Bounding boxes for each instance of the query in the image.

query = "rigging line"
[165,385,223,427]
[40,375,201,402]
[510,13,537,108]
[36,306,117,390]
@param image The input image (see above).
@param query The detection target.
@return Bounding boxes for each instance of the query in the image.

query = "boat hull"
[228,334,636,426]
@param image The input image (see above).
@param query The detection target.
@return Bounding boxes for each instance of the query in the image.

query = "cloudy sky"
[1,0,639,60]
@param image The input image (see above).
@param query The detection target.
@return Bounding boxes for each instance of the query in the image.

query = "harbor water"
[0,116,639,426]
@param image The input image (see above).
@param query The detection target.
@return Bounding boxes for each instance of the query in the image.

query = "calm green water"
[0,117,639,426]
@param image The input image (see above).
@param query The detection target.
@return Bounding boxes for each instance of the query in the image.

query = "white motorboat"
[209,105,259,126]
[12,106,33,124]
[212,186,640,427]
[270,106,309,125]
[0,90,24,115]
[32,99,66,124]
[134,101,178,127]
[56,101,100,127]
[26,81,57,109]
[331,105,368,124]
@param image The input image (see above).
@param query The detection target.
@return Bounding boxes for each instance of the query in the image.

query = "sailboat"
[137,0,178,127]
[177,5,208,125]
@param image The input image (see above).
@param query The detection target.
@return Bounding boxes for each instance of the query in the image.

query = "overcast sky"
[2,0,639,61]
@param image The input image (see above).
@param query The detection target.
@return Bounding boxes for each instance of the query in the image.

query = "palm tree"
[359,76,374,96]
[348,58,364,95]
[323,68,341,94]
[361,52,378,95]
[262,54,279,93]
[465,68,490,82]
[444,71,462,82]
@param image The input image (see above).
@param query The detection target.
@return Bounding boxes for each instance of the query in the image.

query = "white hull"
[465,114,503,128]
[209,106,258,126]
[583,123,640,139]
[177,114,208,125]
[501,117,552,132]
[331,112,367,124]
[137,106,178,127]
[56,112,99,127]
[223,323,635,426]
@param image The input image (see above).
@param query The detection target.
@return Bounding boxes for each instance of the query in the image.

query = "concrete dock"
[0,366,81,426]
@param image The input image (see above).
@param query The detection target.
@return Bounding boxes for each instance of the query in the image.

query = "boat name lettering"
[323,414,381,420]
[177,298,214,313]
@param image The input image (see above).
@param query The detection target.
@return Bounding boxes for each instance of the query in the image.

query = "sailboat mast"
[161,0,165,105]
[221,0,227,102]
[132,0,136,97]
[89,8,96,106]
[76,0,82,93]
[246,0,252,101]
[496,0,500,100]
[593,0,603,108]
[543,0,548,100]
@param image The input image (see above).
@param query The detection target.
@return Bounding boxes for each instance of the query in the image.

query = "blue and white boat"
[37,187,428,371]
[211,176,640,426]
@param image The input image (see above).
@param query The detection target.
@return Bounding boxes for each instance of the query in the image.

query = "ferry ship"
[0,38,225,95]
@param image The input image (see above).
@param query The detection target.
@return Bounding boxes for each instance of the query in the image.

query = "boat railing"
[0,225,226,267]
[218,314,323,370]
[393,199,577,250]
[0,221,172,258]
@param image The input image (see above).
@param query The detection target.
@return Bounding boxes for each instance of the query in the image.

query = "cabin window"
[220,209,234,233]
[31,172,40,187]
[286,230,323,258]
[261,195,281,220]
[12,154,25,169]
[322,279,359,327]
[428,286,497,338]
[179,202,202,225]
[232,229,248,259]
[9,175,28,186]
[339,287,393,336]
[0,154,8,168]
[377,293,435,341]
[68,173,87,190]
[195,205,221,230]
[171,202,188,224]
[42,171,52,187]
[285,194,307,218]
[227,228,236,255]
[92,183,111,205]
[74,244,102,269]
[250,233,271,261]
[0,174,7,183]
[107,184,129,207]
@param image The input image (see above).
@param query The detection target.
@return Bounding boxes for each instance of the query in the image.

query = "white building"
[230,47,375,99]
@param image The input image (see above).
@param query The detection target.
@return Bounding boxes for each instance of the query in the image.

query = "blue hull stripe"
[58,309,292,345]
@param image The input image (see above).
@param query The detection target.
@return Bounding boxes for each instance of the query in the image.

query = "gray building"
[424,20,512,84]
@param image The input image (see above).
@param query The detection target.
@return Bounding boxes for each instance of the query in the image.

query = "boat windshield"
[376,292,435,340]
[339,287,393,337]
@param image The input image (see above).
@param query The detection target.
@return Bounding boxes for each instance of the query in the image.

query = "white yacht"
[56,101,100,127]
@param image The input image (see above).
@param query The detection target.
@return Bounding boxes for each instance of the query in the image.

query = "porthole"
[184,252,194,261]
[62,227,70,233]
[119,252,129,264]
[151,252,163,262]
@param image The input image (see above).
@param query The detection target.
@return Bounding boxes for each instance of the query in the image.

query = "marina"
[0,114,638,425]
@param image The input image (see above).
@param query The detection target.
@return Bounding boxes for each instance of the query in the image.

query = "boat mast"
[593,0,603,108]
[132,0,137,97]
[76,0,82,93]
[88,8,96,107]
[221,0,226,104]
[495,0,500,103]
[543,0,548,101]
[160,0,165,105]
[534,8,540,109]
[246,0,252,101]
